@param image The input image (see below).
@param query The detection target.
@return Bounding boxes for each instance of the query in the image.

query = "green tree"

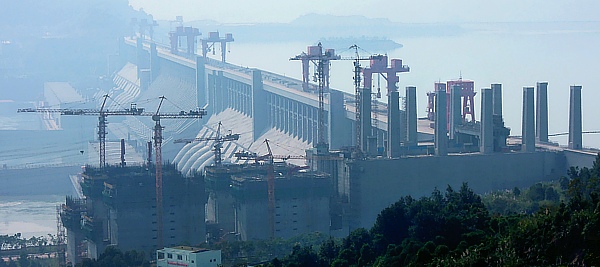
[18,252,29,267]
[526,183,545,201]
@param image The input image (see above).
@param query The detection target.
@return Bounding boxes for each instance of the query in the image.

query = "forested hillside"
[265,155,600,267]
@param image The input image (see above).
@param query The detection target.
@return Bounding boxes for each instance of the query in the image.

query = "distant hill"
[181,13,465,43]
[317,36,403,53]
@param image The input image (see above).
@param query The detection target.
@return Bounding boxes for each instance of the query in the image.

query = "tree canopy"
[266,154,600,266]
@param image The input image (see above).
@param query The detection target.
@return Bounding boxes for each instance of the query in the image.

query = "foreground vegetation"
[264,155,600,266]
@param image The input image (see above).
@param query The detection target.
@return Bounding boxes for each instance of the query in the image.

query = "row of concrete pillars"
[432,83,499,156]
[360,86,418,158]
[433,82,583,156]
[522,83,583,151]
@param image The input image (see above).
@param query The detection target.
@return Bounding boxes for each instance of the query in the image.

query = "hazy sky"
[128,0,600,24]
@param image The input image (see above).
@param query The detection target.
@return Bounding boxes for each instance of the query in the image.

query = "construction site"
[8,20,598,265]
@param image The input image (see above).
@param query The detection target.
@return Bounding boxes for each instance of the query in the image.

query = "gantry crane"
[173,121,240,167]
[17,94,146,167]
[234,139,305,238]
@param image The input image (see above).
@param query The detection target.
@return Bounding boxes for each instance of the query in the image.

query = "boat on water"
[317,37,403,53]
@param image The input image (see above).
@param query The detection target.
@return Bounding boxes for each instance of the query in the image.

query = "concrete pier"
[522,87,535,152]
[480,88,493,154]
[329,90,352,150]
[150,43,159,81]
[360,87,372,153]
[387,91,401,158]
[196,56,206,109]
[406,86,418,145]
[491,84,502,117]
[569,85,583,149]
[450,85,461,141]
[536,82,549,142]
[252,69,267,141]
[434,84,447,156]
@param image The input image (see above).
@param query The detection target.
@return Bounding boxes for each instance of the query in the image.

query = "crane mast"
[264,140,275,239]
[316,52,326,147]
[350,45,363,151]
[234,139,306,239]
[290,43,340,152]
[98,95,108,167]
[151,96,207,249]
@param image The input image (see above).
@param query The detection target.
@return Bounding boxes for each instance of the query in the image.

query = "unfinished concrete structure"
[203,163,271,240]
[60,164,205,263]
[231,170,331,240]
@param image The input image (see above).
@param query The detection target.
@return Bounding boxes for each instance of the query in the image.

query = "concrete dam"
[55,34,599,263]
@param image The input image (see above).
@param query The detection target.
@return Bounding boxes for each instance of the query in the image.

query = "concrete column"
[135,38,150,79]
[136,38,143,78]
[450,85,462,141]
[367,136,378,156]
[196,56,206,109]
[387,91,401,158]
[406,86,418,145]
[139,69,151,91]
[329,90,351,149]
[150,43,159,81]
[480,88,493,154]
[287,100,292,135]
[491,84,503,117]
[217,71,225,113]
[522,87,535,152]
[434,84,448,156]
[492,83,502,116]
[569,85,583,149]
[360,87,372,153]
[252,69,268,141]
[536,82,549,143]
[208,70,217,116]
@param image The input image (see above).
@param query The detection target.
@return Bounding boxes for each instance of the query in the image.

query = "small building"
[157,246,221,267]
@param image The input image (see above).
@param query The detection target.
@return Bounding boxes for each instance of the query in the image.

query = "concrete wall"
[234,175,331,241]
[564,150,598,170]
[345,151,566,230]
[80,166,205,259]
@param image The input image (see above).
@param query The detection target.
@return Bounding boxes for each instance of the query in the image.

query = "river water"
[0,195,65,239]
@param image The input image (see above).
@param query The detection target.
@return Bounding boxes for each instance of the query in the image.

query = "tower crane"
[291,43,341,153]
[17,94,146,167]
[148,96,206,249]
[173,121,240,167]
[19,94,207,249]
[344,45,379,152]
[234,139,306,238]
